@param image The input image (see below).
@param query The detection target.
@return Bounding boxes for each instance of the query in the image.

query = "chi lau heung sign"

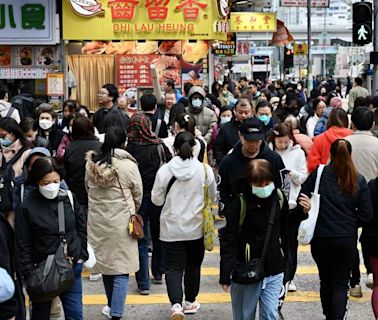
[63,0,228,40]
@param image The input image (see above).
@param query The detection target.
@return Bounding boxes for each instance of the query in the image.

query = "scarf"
[127,113,161,145]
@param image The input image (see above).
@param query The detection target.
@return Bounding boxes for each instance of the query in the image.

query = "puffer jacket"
[186,106,217,145]
[85,148,143,275]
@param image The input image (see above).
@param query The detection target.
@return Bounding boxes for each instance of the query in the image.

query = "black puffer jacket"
[64,137,101,205]
[213,118,241,165]
[220,189,296,285]
[16,190,88,275]
[0,215,25,320]
[300,165,373,238]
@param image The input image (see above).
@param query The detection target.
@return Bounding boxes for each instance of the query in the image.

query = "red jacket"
[307,126,353,173]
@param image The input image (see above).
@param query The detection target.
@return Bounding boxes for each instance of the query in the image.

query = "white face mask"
[192,98,203,108]
[39,119,54,130]
[39,182,60,199]
[220,116,231,125]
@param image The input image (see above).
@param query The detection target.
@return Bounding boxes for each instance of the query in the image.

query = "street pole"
[373,0,378,95]
[307,0,313,92]
[323,7,327,77]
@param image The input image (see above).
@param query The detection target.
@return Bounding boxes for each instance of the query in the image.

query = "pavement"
[82,220,375,320]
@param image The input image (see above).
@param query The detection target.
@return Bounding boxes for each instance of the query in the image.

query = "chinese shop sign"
[116,54,159,91]
[63,0,227,40]
[212,33,236,56]
[230,12,277,33]
[0,0,56,45]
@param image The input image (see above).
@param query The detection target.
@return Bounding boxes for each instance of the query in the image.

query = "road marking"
[81,291,371,305]
[82,265,367,278]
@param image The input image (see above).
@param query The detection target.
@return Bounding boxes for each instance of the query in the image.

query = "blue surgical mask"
[257,115,271,126]
[192,98,203,109]
[0,138,13,147]
[220,116,231,125]
[252,182,275,198]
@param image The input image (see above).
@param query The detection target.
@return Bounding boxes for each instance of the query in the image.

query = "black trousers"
[285,213,301,282]
[350,237,372,287]
[311,237,356,320]
[163,238,205,305]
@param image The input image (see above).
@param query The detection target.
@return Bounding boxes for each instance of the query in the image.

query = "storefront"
[62,0,228,111]
[0,0,61,102]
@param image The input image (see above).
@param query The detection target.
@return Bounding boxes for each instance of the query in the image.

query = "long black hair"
[0,117,27,146]
[26,157,64,185]
[93,126,126,165]
[173,132,195,160]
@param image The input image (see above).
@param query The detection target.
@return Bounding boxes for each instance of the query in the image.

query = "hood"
[85,148,137,187]
[324,127,353,144]
[0,100,11,111]
[169,156,198,181]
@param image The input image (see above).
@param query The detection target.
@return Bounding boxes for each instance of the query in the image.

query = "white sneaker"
[183,301,201,314]
[101,305,111,319]
[367,273,374,290]
[288,281,297,292]
[170,303,184,320]
[89,273,102,281]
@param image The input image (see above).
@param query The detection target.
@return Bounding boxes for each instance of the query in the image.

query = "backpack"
[238,189,284,229]
[0,148,27,214]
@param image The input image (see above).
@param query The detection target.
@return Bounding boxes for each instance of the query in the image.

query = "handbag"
[202,163,215,252]
[116,173,144,240]
[231,195,278,285]
[25,200,75,302]
[297,164,325,245]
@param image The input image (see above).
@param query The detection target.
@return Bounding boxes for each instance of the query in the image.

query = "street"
[82,223,374,320]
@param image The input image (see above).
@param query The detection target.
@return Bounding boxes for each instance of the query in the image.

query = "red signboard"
[116,54,159,91]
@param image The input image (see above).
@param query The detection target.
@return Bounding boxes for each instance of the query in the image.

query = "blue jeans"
[102,275,129,317]
[231,273,284,320]
[31,263,83,320]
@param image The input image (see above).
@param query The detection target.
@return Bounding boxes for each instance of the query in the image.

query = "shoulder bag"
[297,164,325,245]
[116,173,144,240]
[25,198,75,302]
[202,163,215,251]
[231,194,278,284]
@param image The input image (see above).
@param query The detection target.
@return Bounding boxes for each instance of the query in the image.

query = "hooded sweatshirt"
[307,126,353,173]
[151,156,216,242]
[0,100,20,124]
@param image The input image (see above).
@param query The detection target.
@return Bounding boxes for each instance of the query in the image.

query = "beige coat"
[85,148,143,275]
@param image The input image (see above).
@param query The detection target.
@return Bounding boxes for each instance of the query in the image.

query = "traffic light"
[284,47,294,69]
[353,1,372,46]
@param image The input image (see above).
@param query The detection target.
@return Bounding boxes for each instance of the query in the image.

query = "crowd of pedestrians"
[0,75,378,320]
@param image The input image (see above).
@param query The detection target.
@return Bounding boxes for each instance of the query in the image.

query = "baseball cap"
[239,118,265,141]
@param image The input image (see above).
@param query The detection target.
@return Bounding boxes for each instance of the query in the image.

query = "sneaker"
[153,275,163,284]
[183,301,201,314]
[101,306,111,319]
[137,288,150,295]
[170,303,184,320]
[89,273,102,282]
[350,284,363,297]
[288,281,297,292]
[367,273,374,290]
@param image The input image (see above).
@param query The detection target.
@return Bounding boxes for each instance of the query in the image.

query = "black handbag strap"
[166,176,177,195]
[261,196,278,259]
[58,200,66,241]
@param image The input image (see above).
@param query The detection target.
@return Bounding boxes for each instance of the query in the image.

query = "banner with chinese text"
[0,0,56,45]
[230,12,277,33]
[63,0,227,41]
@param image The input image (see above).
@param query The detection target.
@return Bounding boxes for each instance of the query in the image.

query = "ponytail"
[173,132,195,160]
[174,113,196,135]
[330,139,358,195]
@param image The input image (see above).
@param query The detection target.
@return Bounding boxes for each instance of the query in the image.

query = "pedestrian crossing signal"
[353,1,372,46]
[284,47,294,69]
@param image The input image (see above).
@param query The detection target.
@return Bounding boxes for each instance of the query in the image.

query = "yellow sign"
[63,0,227,41]
[294,43,308,55]
[230,12,277,33]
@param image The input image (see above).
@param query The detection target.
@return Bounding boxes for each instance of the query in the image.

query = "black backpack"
[0,148,26,214]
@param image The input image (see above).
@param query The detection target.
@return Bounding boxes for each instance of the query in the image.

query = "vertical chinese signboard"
[0,0,56,45]
[63,0,227,40]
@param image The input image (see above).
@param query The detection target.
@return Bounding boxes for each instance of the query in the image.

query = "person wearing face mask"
[255,100,275,140]
[20,117,49,148]
[218,118,286,221]
[220,159,303,320]
[268,124,308,293]
[16,157,88,320]
[214,99,253,165]
[296,81,307,106]
[218,83,234,107]
[208,106,233,153]
[0,118,31,225]
[186,86,218,145]
[37,104,64,157]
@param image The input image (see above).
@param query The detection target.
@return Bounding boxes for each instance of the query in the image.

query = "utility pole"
[307,0,313,92]
[374,0,378,95]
